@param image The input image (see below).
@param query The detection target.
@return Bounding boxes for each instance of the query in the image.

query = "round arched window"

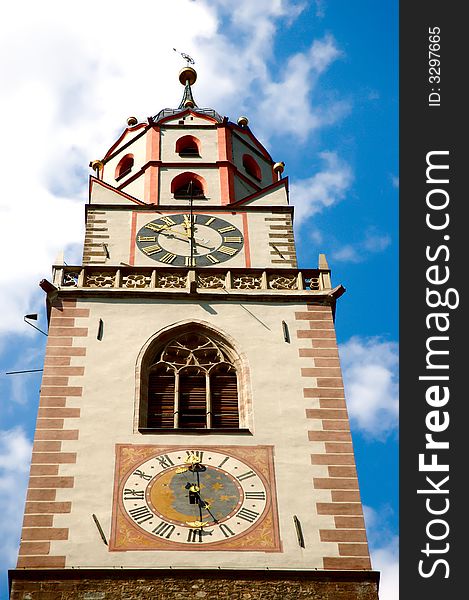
[171,172,206,198]
[115,154,134,180]
[242,154,261,181]
[176,135,201,157]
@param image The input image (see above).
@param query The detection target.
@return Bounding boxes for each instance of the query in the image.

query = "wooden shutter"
[179,368,207,428]
[211,365,239,428]
[147,366,175,428]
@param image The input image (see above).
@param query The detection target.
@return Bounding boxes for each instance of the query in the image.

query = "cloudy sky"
[0,1,398,598]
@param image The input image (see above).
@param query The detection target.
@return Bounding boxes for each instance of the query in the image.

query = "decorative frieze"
[53,266,330,295]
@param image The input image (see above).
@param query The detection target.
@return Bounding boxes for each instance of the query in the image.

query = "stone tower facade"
[9,67,379,599]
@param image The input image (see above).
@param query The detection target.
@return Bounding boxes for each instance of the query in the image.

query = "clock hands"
[159,227,216,251]
[184,481,219,524]
[183,453,219,526]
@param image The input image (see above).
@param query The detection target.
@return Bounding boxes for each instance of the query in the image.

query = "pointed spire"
[178,66,198,109]
[152,55,223,124]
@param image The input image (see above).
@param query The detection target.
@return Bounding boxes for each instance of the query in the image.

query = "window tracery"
[143,331,240,430]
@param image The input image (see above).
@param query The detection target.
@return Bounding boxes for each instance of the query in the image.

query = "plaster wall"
[90,208,294,269]
[49,298,338,570]
[102,134,147,189]
[231,135,274,184]
[159,167,221,205]
[160,127,218,163]
[163,115,221,126]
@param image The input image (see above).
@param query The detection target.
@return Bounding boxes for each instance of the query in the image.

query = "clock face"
[136,214,244,267]
[119,448,269,546]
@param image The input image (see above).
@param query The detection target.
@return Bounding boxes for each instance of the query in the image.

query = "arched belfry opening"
[242,153,261,181]
[115,153,134,180]
[171,171,206,198]
[176,134,201,157]
[136,324,249,432]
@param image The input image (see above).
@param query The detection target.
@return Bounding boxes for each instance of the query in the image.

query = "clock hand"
[182,214,192,234]
[184,483,219,524]
[160,229,216,250]
[193,238,216,251]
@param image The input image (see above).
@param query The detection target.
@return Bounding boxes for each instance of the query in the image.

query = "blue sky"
[0,1,398,598]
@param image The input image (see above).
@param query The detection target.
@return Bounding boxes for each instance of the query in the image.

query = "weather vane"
[173,48,195,66]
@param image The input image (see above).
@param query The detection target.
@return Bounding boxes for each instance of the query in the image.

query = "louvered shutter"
[147,366,175,428]
[211,365,239,428]
[179,368,207,428]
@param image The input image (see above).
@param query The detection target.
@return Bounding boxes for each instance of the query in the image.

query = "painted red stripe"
[129,211,137,265]
[242,212,251,267]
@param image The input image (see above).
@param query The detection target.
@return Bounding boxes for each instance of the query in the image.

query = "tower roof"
[178,80,197,110]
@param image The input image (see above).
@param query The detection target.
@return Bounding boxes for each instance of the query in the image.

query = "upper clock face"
[120,448,269,546]
[136,214,244,267]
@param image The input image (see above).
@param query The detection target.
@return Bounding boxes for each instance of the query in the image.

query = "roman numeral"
[206,254,220,264]
[145,222,165,232]
[218,245,237,256]
[217,457,229,468]
[186,450,204,462]
[223,236,242,243]
[236,470,256,481]
[187,529,204,543]
[128,505,153,524]
[133,469,152,480]
[160,253,177,264]
[184,214,196,223]
[205,217,216,226]
[219,523,236,538]
[245,491,266,500]
[156,454,174,469]
[218,226,235,233]
[152,521,175,539]
[123,489,145,500]
[236,508,259,523]
[142,244,162,255]
[160,216,176,226]
[185,256,196,267]
[138,236,157,242]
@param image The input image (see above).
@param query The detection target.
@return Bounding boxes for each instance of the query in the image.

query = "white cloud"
[257,35,348,141]
[332,244,360,263]
[373,541,399,600]
[332,231,391,263]
[339,336,399,439]
[290,151,353,225]
[0,1,345,335]
[314,0,326,18]
[364,505,399,600]
[0,0,220,334]
[363,233,392,252]
[0,428,32,567]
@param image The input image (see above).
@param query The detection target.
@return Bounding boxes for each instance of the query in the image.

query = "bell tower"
[9,66,379,599]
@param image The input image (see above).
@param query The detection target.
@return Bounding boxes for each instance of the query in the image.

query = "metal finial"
[173,48,195,66]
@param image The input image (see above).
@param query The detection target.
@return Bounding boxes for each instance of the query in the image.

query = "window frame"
[115,153,134,181]
[170,171,207,199]
[242,153,262,181]
[135,323,252,435]
[176,134,201,158]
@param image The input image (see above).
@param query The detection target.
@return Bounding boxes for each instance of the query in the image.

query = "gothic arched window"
[143,331,240,431]
[115,154,134,180]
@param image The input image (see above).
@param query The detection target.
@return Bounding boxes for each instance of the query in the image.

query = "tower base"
[9,568,379,600]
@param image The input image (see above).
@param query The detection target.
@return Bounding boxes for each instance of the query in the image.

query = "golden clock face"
[119,448,269,546]
[136,214,244,267]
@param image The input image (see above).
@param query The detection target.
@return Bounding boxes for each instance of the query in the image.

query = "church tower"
[9,65,379,599]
